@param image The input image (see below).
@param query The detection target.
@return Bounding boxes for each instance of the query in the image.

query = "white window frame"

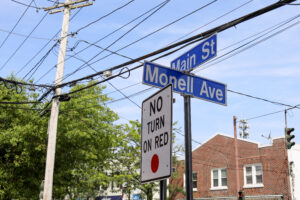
[183,172,198,191]
[192,171,197,191]
[243,163,264,188]
[210,168,228,190]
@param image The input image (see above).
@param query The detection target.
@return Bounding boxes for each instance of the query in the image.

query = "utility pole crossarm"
[43,0,93,14]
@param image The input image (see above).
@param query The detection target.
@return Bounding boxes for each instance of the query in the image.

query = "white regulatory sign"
[140,84,173,183]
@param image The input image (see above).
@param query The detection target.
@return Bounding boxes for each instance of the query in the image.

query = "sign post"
[183,95,193,200]
[171,34,217,200]
[142,34,224,200]
[140,84,173,184]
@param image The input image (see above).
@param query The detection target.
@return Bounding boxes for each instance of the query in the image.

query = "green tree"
[112,120,184,200]
[0,79,122,199]
[106,120,159,200]
[0,77,47,199]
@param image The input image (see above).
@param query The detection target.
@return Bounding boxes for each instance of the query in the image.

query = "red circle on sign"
[151,154,159,173]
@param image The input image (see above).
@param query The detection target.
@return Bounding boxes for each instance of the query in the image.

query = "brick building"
[170,134,292,200]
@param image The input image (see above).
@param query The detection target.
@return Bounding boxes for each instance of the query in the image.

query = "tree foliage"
[110,120,159,200]
[0,80,121,199]
[0,77,185,199]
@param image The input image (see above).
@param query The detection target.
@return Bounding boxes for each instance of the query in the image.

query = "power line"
[61,0,217,82]
[78,40,144,63]
[64,51,143,109]
[106,80,141,109]
[0,0,34,49]
[0,105,42,111]
[0,77,52,88]
[217,14,300,53]
[59,0,295,88]
[195,17,300,72]
[61,0,170,83]
[0,11,49,71]
[35,1,168,84]
[46,0,63,4]
[37,0,296,101]
[77,15,300,110]
[0,101,41,105]
[16,7,82,77]
[167,0,254,46]
[61,15,299,111]
[73,0,135,34]
[40,38,196,101]
[11,0,42,10]
[68,0,169,53]
[228,89,300,110]
[245,104,300,121]
[59,87,153,113]
[0,28,53,41]
[52,71,300,123]
[22,42,59,81]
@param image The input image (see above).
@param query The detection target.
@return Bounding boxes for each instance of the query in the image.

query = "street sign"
[143,61,227,106]
[171,34,217,72]
[141,84,173,183]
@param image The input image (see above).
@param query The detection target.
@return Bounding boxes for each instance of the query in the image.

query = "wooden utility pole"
[233,116,240,196]
[42,1,93,199]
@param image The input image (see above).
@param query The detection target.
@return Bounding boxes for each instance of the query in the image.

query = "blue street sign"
[171,34,217,72]
[143,61,227,106]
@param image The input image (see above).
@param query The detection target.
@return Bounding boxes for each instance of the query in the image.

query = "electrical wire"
[16,7,82,77]
[11,0,42,10]
[0,101,41,104]
[0,0,34,50]
[38,0,295,101]
[75,17,300,112]
[0,105,42,111]
[64,52,142,109]
[106,80,141,109]
[78,40,144,63]
[66,81,142,105]
[0,11,49,71]
[46,0,62,3]
[23,41,59,81]
[68,0,168,53]
[73,0,135,34]
[61,0,217,82]
[0,28,53,41]
[59,87,153,113]
[0,77,52,88]
[167,0,254,46]
[62,0,170,82]
[245,104,300,121]
[55,0,291,88]
[35,1,168,83]
[195,17,300,72]
[228,89,300,110]
[54,2,296,106]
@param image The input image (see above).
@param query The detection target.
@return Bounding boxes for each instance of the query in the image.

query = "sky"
[0,0,299,149]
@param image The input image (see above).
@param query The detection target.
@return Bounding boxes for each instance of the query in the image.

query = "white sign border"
[140,84,173,184]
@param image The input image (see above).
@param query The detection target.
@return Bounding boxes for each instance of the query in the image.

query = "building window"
[183,172,198,191]
[192,171,197,191]
[211,168,227,190]
[243,163,263,188]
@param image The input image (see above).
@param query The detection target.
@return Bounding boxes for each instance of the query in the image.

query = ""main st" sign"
[140,84,173,183]
[171,34,217,72]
